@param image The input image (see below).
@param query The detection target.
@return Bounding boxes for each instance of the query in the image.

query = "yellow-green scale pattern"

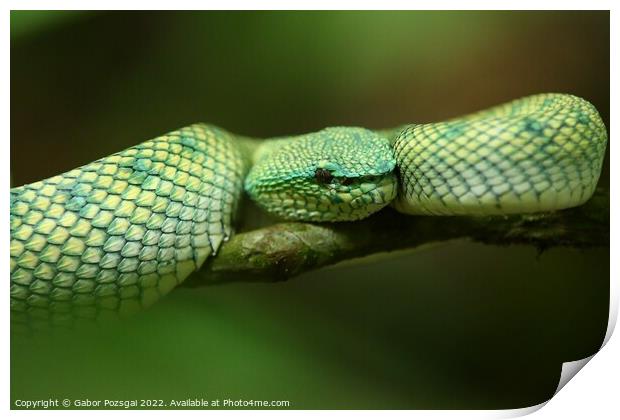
[10,124,246,330]
[393,94,608,215]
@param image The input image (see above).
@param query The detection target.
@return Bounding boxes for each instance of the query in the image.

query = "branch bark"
[184,187,609,286]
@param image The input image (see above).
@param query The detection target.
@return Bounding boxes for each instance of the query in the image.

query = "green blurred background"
[10,11,609,409]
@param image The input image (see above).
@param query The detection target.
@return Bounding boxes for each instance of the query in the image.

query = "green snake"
[10,93,608,329]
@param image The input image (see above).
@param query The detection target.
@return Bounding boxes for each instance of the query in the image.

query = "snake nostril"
[314,168,333,184]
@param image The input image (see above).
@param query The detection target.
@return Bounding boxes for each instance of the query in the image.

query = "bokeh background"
[10,11,609,409]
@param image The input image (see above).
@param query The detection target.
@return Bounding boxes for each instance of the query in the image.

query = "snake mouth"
[320,172,398,221]
[247,172,398,223]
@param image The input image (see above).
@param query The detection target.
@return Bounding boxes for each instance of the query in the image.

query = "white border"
[3,3,617,418]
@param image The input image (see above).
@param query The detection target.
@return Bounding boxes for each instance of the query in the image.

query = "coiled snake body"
[10,93,608,329]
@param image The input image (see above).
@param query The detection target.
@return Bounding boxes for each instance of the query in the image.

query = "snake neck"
[375,125,409,146]
[233,135,263,168]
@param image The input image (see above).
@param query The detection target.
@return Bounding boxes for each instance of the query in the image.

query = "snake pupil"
[314,168,333,184]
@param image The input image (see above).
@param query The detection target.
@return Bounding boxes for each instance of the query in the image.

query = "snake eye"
[314,168,333,184]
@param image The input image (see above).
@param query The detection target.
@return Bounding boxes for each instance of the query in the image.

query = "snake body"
[10,93,607,329]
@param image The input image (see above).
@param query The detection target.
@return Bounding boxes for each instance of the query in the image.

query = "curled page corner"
[550,305,616,398]
[496,401,548,418]
[497,355,600,418]
[553,355,595,396]
[553,295,617,394]
[498,296,617,418]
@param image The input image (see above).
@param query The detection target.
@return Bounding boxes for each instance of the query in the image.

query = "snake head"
[245,127,397,222]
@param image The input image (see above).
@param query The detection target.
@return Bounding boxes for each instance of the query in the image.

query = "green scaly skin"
[10,93,607,330]
[393,93,608,215]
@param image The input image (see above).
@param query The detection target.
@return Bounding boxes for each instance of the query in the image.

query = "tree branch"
[184,187,609,286]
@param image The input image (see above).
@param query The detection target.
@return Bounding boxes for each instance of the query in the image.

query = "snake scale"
[10,93,608,330]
